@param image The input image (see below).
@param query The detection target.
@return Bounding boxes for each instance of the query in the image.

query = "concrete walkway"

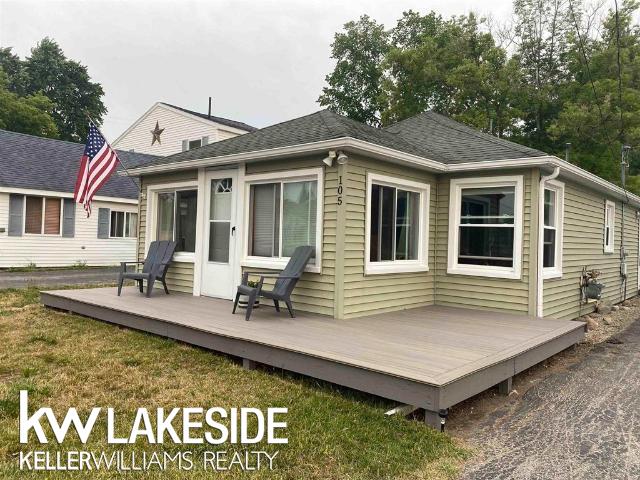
[0,267,119,289]
[462,319,640,480]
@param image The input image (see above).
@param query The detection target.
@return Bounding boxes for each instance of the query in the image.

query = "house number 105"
[337,175,343,205]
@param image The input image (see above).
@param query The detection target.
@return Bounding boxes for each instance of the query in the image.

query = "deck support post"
[242,358,257,370]
[424,410,440,429]
[497,376,513,395]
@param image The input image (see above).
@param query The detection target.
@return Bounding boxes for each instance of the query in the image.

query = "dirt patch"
[448,296,640,441]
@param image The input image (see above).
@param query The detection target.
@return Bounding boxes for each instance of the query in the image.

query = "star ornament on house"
[150,121,165,146]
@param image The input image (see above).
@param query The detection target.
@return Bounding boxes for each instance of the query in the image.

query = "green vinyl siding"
[434,169,535,315]
[341,156,436,319]
[543,180,639,319]
[242,157,336,316]
[138,170,198,294]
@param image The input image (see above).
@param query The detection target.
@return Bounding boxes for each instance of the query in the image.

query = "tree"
[318,16,390,126]
[0,68,58,138]
[22,38,106,142]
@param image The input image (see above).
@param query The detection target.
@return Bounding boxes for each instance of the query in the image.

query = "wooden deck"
[41,287,586,426]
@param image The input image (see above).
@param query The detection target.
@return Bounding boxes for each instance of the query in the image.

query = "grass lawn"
[0,287,469,479]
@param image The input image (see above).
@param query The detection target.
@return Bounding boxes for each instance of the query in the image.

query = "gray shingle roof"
[0,129,158,199]
[384,111,547,163]
[131,109,548,171]
[160,102,258,133]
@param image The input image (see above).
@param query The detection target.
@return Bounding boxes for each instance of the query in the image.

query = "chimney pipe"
[208,97,212,119]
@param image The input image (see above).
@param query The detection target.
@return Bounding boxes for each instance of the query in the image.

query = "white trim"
[145,180,198,263]
[0,186,137,205]
[541,180,564,279]
[242,167,323,274]
[364,173,430,275]
[604,199,616,254]
[192,168,207,296]
[447,175,524,280]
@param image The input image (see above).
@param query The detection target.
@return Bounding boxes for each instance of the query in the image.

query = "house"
[119,109,639,321]
[112,101,257,156]
[0,129,157,268]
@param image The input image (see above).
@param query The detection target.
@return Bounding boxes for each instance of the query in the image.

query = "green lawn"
[0,287,468,479]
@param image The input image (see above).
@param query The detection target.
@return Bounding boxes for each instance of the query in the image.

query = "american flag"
[74,122,120,216]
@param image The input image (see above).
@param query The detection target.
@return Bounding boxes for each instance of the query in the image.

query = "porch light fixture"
[337,151,348,165]
[322,150,336,167]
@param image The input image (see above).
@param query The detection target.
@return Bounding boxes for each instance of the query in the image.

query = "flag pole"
[84,112,140,192]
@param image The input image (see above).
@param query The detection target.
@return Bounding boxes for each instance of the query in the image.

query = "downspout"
[537,166,561,317]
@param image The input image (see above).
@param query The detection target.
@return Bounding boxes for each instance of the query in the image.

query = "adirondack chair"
[117,240,177,298]
[232,245,314,321]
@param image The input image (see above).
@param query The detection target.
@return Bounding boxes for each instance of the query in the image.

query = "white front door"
[201,170,238,299]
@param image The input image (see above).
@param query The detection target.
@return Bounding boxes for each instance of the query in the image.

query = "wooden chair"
[232,246,314,321]
[117,240,177,298]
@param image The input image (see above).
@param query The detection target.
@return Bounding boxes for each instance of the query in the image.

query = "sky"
[0,0,513,140]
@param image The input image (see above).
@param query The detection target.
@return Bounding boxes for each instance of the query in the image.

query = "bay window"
[365,173,429,274]
[155,189,198,253]
[245,169,322,272]
[542,181,564,278]
[24,196,62,235]
[448,176,523,279]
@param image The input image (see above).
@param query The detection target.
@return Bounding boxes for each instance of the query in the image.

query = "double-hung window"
[448,176,523,279]
[365,173,430,274]
[542,181,564,278]
[24,196,62,235]
[245,169,322,272]
[110,211,138,238]
[155,188,198,253]
[604,200,615,253]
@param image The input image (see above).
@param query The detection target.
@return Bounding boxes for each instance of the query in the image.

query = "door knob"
[231,226,236,236]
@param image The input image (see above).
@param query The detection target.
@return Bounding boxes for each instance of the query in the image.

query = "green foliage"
[0,38,106,142]
[319,0,640,194]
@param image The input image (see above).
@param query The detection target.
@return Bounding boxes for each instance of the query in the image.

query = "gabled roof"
[159,102,257,133]
[129,109,546,171]
[383,111,546,164]
[0,129,157,200]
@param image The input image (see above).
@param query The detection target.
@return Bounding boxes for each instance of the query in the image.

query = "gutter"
[537,166,560,317]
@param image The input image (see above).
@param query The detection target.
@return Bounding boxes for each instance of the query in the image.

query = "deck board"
[41,287,585,388]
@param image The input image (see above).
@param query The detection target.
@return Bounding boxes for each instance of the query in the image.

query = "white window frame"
[109,210,138,239]
[146,180,199,262]
[23,195,63,237]
[541,180,564,279]
[604,199,615,253]
[447,175,524,279]
[241,167,323,274]
[364,173,430,275]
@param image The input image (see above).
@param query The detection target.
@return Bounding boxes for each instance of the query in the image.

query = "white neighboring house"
[0,129,157,268]
[112,102,256,156]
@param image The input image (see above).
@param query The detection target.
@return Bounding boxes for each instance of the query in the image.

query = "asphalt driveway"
[0,267,120,289]
[462,318,640,480]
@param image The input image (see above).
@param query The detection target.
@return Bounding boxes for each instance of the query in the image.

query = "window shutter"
[201,136,209,146]
[181,140,188,152]
[62,198,75,237]
[8,194,24,236]
[97,208,110,238]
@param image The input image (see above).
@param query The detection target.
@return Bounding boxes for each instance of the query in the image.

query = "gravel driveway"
[0,267,120,289]
[462,318,640,480]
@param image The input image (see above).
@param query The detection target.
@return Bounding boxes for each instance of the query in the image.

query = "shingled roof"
[160,102,258,133]
[0,129,158,200]
[130,109,548,171]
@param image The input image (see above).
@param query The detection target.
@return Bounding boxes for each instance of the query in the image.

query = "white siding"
[113,104,245,156]
[0,193,138,268]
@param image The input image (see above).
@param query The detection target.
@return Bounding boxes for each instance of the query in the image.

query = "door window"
[208,178,233,263]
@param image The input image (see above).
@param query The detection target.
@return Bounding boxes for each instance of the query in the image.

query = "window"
[209,178,233,263]
[542,181,564,278]
[156,189,198,252]
[244,168,323,272]
[448,176,523,279]
[188,139,202,150]
[365,174,429,274]
[248,180,317,259]
[24,196,61,235]
[604,200,615,253]
[109,211,138,238]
